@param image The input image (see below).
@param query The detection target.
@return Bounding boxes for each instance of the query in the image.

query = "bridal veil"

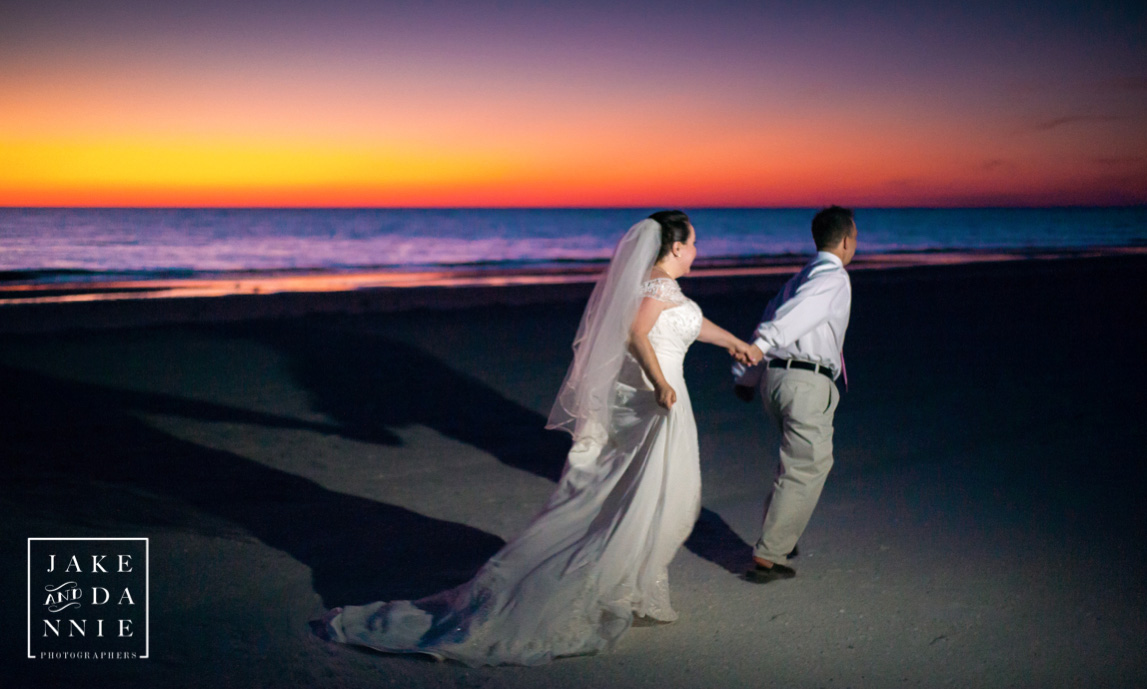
[546,218,661,447]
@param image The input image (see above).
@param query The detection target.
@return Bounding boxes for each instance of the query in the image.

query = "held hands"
[654,381,677,409]
[729,340,765,366]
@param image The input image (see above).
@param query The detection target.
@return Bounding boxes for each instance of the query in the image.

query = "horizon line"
[4,203,1146,211]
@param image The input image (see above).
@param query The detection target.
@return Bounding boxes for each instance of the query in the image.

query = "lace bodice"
[639,278,703,360]
[639,277,690,306]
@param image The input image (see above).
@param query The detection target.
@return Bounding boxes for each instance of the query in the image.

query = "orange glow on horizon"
[3,4,1144,209]
[5,58,1143,208]
[7,127,1140,208]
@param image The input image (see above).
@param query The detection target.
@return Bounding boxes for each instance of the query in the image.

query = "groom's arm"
[751,271,847,353]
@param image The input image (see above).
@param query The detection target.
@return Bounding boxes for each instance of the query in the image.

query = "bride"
[319,210,757,666]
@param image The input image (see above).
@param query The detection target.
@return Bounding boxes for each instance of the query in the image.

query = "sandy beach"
[3,252,1146,688]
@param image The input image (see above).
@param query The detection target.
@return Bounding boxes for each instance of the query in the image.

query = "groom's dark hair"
[811,206,855,250]
[648,210,692,261]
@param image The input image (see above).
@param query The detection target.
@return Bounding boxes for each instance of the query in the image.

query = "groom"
[734,206,857,584]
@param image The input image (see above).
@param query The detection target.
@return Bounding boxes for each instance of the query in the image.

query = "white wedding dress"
[324,278,702,666]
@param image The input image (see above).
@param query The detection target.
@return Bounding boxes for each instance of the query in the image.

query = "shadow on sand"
[1,319,753,615]
[0,364,505,606]
[249,319,753,575]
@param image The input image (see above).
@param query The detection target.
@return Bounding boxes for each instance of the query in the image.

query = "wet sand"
[2,252,1146,688]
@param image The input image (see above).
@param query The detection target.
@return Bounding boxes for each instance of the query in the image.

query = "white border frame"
[27,538,149,660]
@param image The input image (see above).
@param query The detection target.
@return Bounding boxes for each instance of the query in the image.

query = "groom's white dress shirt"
[734,251,851,385]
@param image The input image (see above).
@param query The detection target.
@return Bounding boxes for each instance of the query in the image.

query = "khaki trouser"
[753,366,839,565]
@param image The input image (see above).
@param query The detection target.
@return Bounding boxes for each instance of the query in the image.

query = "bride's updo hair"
[647,210,692,261]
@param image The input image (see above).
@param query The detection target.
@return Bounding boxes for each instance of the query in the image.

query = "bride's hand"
[730,340,764,366]
[654,381,677,409]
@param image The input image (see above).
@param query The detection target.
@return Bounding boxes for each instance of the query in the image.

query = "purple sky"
[2,0,1144,206]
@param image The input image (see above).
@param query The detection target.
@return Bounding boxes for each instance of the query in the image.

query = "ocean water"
[1,207,1144,281]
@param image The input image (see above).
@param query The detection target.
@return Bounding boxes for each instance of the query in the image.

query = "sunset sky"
[2,0,1145,207]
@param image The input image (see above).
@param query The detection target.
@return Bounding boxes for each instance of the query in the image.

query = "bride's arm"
[629,297,676,408]
[699,317,762,365]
